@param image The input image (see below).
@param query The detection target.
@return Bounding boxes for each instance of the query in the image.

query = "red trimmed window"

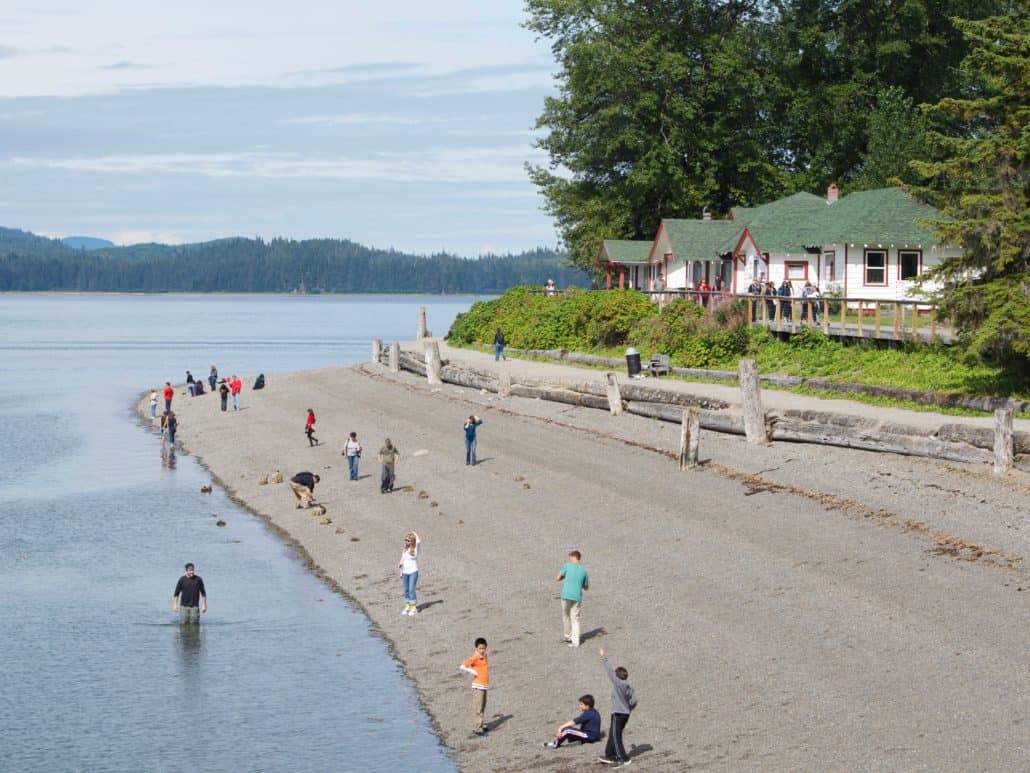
[898,250,922,280]
[864,250,887,286]
[785,261,808,281]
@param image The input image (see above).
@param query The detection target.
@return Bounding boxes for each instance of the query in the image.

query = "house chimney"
[702,206,711,220]
[827,183,838,203]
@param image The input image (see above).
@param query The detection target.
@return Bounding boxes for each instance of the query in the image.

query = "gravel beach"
[147,357,1029,772]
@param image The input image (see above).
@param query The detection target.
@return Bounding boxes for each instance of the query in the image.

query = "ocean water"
[0,294,481,773]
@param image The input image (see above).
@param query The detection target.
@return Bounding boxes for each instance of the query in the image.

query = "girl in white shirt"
[398,531,420,616]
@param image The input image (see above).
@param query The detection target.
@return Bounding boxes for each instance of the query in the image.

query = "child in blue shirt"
[543,694,601,748]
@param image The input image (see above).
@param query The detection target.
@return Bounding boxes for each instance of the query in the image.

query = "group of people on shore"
[149,369,245,447]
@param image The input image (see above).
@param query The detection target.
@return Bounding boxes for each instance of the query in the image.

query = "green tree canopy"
[911,11,1030,372]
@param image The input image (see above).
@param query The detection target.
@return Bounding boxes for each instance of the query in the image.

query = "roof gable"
[600,239,653,264]
[661,219,744,261]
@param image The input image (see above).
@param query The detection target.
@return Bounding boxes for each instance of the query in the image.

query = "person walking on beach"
[218,379,229,412]
[149,389,158,419]
[342,432,362,480]
[186,370,195,397]
[166,411,178,445]
[163,382,174,412]
[305,409,319,447]
[597,647,637,767]
[493,329,506,361]
[378,438,399,493]
[459,637,490,737]
[464,415,483,466]
[398,531,420,615]
[172,562,207,624]
[230,375,242,411]
[160,410,169,439]
[543,694,601,749]
[556,550,589,647]
[208,365,218,392]
[289,471,319,508]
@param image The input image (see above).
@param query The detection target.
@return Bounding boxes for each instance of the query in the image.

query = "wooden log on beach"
[937,423,1030,455]
[770,419,992,465]
[510,384,610,409]
[739,359,768,444]
[605,373,623,416]
[425,341,442,385]
[994,408,1013,475]
[439,365,493,390]
[626,401,745,436]
[498,368,511,398]
[679,407,700,469]
[372,339,382,365]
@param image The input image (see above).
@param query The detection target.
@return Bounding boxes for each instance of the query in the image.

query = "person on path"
[597,647,637,767]
[166,411,178,445]
[459,637,490,737]
[149,389,158,419]
[172,562,207,624]
[218,379,229,412]
[289,471,319,508]
[398,531,420,615]
[186,370,195,396]
[208,365,218,392]
[305,409,319,447]
[163,382,174,412]
[543,694,602,749]
[343,432,362,480]
[493,329,506,361]
[464,414,483,466]
[230,375,242,411]
[378,438,399,493]
[556,550,589,647]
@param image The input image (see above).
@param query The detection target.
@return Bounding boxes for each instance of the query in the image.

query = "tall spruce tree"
[912,11,1030,372]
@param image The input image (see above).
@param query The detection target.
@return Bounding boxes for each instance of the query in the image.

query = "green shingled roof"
[600,239,653,264]
[662,219,744,260]
[731,192,832,253]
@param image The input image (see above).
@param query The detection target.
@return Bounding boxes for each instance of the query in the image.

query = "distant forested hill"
[0,228,589,293]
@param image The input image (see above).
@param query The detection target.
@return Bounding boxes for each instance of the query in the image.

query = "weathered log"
[739,359,767,444]
[994,408,1013,475]
[497,368,511,398]
[938,423,1030,455]
[625,401,745,436]
[439,365,492,390]
[770,419,992,464]
[509,384,610,409]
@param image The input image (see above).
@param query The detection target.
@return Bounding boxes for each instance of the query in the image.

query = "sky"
[0,1,562,255]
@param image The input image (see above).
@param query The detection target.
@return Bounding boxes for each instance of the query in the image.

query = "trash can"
[625,347,641,378]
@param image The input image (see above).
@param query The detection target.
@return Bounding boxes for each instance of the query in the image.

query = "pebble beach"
[144,351,1030,772]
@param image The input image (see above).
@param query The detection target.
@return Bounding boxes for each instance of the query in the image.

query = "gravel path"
[154,360,1029,772]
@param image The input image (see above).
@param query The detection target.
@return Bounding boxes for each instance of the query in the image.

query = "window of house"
[864,250,887,285]
[899,250,921,280]
[692,262,704,286]
[785,261,808,281]
[823,251,835,283]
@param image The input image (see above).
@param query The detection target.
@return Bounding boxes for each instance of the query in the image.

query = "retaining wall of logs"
[373,338,1028,474]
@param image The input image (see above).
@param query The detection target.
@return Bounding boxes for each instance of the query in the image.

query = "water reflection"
[161,445,177,469]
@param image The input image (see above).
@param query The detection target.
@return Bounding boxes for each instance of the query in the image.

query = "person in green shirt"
[378,438,400,493]
[556,550,589,647]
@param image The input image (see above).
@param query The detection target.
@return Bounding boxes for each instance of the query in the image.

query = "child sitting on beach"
[543,694,601,749]
[459,637,490,737]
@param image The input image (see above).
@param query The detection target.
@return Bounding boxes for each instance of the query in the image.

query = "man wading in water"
[172,562,207,624]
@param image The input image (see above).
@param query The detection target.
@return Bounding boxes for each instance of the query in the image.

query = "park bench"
[648,353,671,377]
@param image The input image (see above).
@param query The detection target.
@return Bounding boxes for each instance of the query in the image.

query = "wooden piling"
[371,338,383,364]
[994,408,1013,475]
[605,372,623,416]
[417,306,428,340]
[425,340,442,385]
[739,358,767,444]
[679,407,700,469]
[389,342,400,373]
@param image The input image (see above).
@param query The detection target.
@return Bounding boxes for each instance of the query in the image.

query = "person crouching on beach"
[289,471,319,508]
[543,694,601,749]
[398,531,420,615]
[378,438,399,493]
[305,409,318,446]
[463,414,483,466]
[342,432,362,480]
[459,637,490,737]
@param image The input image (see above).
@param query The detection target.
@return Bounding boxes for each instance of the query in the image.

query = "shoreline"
[141,359,1028,772]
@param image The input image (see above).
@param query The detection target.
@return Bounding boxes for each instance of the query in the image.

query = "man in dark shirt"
[289,471,320,508]
[172,563,207,624]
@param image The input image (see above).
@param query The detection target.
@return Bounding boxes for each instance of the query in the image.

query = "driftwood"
[626,401,745,436]
[937,423,1030,455]
[771,419,991,464]
[510,384,610,409]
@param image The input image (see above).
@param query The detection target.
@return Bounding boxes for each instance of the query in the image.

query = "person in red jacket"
[230,375,242,411]
[162,382,174,412]
[305,409,319,446]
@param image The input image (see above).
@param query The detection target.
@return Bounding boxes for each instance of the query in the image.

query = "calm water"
[0,294,481,773]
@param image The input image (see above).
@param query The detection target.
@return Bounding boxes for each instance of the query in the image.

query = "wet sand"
[145,359,1029,772]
